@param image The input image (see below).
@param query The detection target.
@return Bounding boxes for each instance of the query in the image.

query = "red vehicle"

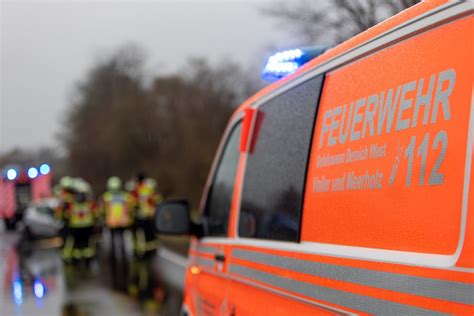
[0,164,52,230]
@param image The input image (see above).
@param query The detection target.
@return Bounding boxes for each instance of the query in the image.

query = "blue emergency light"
[39,163,51,175]
[33,279,45,299]
[28,167,39,179]
[6,168,18,181]
[262,46,329,82]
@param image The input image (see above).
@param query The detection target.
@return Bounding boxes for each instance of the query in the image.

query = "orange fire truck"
[0,164,52,230]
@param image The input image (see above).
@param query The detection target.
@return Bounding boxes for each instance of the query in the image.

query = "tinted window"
[239,75,324,241]
[205,122,242,236]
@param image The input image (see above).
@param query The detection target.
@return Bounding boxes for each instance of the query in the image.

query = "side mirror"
[154,200,190,235]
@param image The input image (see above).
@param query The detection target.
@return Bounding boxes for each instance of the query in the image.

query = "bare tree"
[151,58,258,206]
[61,44,157,193]
[61,45,258,206]
[262,0,420,45]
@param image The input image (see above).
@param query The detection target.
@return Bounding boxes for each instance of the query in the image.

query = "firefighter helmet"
[59,176,74,189]
[74,179,89,194]
[107,176,122,191]
[144,178,157,189]
[125,179,136,192]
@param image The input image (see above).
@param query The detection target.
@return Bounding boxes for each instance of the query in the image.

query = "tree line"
[56,45,259,207]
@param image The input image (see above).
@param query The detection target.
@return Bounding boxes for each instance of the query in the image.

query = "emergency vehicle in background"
[155,0,474,314]
[0,164,52,230]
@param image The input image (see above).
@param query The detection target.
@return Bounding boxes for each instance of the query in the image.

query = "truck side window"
[205,122,242,236]
[238,75,324,242]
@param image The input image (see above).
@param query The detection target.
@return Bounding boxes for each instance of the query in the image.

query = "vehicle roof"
[232,0,450,119]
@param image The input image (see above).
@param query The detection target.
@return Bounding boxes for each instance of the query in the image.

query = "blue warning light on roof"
[6,168,18,181]
[28,167,39,179]
[262,46,329,82]
[39,163,51,175]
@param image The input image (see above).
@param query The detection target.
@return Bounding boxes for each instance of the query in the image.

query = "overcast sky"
[1,0,293,152]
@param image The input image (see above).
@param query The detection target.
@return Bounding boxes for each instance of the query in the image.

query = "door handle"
[214,253,225,262]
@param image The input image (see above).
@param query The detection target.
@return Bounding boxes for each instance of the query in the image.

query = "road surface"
[0,226,187,316]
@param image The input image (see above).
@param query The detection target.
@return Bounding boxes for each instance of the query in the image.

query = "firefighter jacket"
[102,190,133,228]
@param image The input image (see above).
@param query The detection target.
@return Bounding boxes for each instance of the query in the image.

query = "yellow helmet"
[73,178,92,194]
[125,179,136,192]
[107,177,122,191]
[144,178,157,189]
[75,180,89,194]
[59,176,74,189]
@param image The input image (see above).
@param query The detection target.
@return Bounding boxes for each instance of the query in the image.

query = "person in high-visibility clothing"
[56,176,76,250]
[56,176,75,220]
[101,177,133,259]
[132,173,162,258]
[62,179,97,264]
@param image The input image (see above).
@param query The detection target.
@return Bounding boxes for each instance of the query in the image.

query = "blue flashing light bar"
[262,46,329,82]
[28,167,39,179]
[6,168,18,181]
[39,163,51,175]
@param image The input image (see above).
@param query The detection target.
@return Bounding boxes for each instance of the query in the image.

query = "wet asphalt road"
[0,226,186,316]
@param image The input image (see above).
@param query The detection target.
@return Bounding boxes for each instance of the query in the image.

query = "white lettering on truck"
[318,69,456,149]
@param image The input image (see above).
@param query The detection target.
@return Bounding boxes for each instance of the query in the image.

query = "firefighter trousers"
[62,226,95,262]
[110,227,128,260]
[133,218,157,257]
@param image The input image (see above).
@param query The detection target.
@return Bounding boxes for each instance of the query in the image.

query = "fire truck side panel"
[0,178,16,219]
[31,173,52,203]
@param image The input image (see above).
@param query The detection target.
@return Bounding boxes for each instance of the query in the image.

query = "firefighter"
[132,173,161,258]
[56,176,76,248]
[61,179,97,264]
[101,177,133,259]
[56,176,75,220]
